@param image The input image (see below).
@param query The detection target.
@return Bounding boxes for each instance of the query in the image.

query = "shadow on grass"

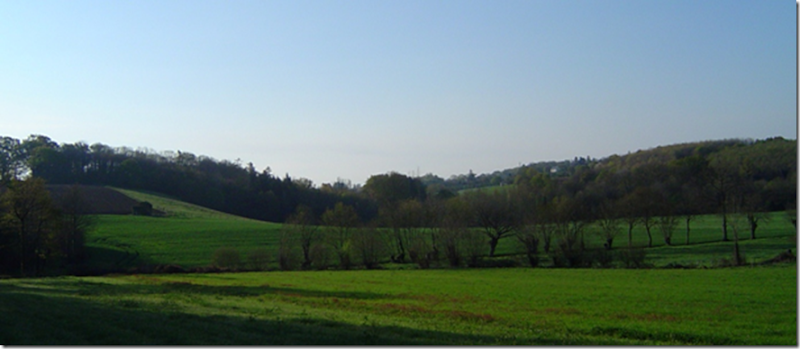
[0,279,547,345]
[647,236,796,266]
[0,282,507,345]
[1,274,780,345]
[12,276,398,301]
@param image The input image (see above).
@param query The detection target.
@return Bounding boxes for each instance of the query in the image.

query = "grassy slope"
[85,188,282,270]
[0,267,795,345]
[110,187,251,220]
[85,188,795,270]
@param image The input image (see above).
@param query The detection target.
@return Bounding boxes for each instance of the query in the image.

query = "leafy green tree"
[321,203,360,269]
[620,187,661,247]
[0,137,24,183]
[464,190,522,257]
[1,177,59,276]
[351,225,386,269]
[363,172,426,207]
[595,200,622,250]
[708,151,748,241]
[656,214,679,246]
[55,184,94,264]
[437,197,471,267]
[284,205,319,269]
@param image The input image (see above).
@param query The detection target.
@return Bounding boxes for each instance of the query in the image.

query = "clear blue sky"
[1,0,796,185]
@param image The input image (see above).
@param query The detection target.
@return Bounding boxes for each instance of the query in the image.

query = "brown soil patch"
[46,185,153,215]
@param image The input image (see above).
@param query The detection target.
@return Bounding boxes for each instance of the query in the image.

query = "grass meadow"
[85,196,796,270]
[1,188,795,345]
[0,267,794,345]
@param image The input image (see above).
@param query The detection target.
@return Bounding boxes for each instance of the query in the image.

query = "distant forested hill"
[0,135,795,223]
[0,135,376,222]
[423,138,796,200]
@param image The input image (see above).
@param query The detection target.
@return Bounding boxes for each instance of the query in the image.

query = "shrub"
[551,247,592,268]
[351,227,386,269]
[473,258,520,268]
[132,201,154,216]
[616,248,649,269]
[153,264,185,273]
[310,244,332,270]
[212,247,241,270]
[592,249,614,268]
[247,247,271,271]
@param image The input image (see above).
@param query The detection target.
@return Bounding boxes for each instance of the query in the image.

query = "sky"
[0,0,796,185]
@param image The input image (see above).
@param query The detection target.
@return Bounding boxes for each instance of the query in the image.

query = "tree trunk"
[627,223,634,247]
[664,236,671,246]
[489,237,499,257]
[721,213,729,241]
[527,252,538,267]
[748,214,757,240]
[543,235,551,253]
[605,238,613,250]
[396,236,406,263]
[685,216,691,245]
[645,226,652,248]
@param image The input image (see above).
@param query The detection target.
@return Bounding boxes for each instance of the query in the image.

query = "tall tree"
[363,172,426,207]
[465,190,522,257]
[55,184,94,265]
[284,205,319,269]
[321,203,360,269]
[1,177,59,276]
[0,137,24,183]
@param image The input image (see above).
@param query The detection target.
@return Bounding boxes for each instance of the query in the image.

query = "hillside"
[425,137,796,192]
[47,185,142,215]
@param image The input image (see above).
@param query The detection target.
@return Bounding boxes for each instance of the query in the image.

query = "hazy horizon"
[2,0,796,185]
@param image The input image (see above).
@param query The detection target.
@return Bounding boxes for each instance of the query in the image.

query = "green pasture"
[0,267,794,345]
[87,215,282,269]
[81,187,797,270]
[84,212,796,270]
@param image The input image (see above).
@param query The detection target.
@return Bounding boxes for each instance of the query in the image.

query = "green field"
[3,188,796,345]
[88,215,282,269]
[85,188,796,269]
[0,267,794,345]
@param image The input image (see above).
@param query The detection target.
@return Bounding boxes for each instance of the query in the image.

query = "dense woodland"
[0,134,796,274]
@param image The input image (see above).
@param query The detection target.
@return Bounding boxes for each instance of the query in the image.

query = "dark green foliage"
[363,172,426,206]
[616,248,648,269]
[211,247,241,270]
[132,201,153,216]
[247,247,271,271]
[0,177,83,276]
[0,134,378,224]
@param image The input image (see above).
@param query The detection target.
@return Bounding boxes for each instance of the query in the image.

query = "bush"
[713,254,747,268]
[472,258,520,268]
[132,201,154,216]
[616,248,649,269]
[310,244,332,270]
[592,249,614,268]
[247,247,271,271]
[212,247,241,270]
[551,248,592,268]
[154,264,185,274]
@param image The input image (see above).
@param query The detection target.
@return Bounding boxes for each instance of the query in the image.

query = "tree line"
[0,179,93,276]
[0,134,377,223]
[272,138,795,270]
[0,135,794,273]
